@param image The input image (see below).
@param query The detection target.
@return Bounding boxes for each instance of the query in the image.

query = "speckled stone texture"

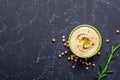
[0,0,120,80]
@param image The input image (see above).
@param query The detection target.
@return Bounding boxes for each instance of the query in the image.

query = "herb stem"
[95,42,120,80]
[98,52,113,80]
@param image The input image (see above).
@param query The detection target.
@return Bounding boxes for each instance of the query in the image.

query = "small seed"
[52,38,56,42]
[64,50,68,54]
[67,57,71,60]
[92,63,96,67]
[59,54,62,58]
[85,67,89,70]
[61,52,64,56]
[116,29,120,34]
[72,65,75,69]
[106,39,110,43]
[62,35,65,39]
[62,38,66,42]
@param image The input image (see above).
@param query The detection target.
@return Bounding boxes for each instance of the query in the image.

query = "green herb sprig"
[94,42,120,80]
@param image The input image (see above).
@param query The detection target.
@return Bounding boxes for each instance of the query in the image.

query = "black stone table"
[0,0,120,80]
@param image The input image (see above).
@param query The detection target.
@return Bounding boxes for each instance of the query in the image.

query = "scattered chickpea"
[64,42,67,47]
[62,35,65,39]
[62,38,66,42]
[88,62,91,66]
[79,59,82,62]
[73,55,76,57]
[116,29,120,34]
[66,45,69,48]
[85,66,89,70]
[71,57,74,61]
[74,59,78,62]
[85,62,89,66]
[61,52,64,56]
[98,51,101,55]
[85,58,88,61]
[67,57,71,60]
[84,61,87,64]
[75,56,78,60]
[59,54,62,58]
[92,63,96,67]
[52,38,56,42]
[86,63,89,66]
[72,65,75,69]
[64,50,68,54]
[106,39,110,43]
[71,55,74,58]
[82,61,85,64]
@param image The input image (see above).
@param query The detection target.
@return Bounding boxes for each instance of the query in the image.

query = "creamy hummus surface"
[69,27,101,58]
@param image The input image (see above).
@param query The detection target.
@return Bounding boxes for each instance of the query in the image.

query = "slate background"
[0,0,120,80]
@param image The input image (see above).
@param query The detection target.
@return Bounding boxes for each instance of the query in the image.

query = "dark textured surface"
[0,0,120,80]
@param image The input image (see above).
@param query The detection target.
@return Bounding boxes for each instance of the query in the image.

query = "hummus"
[68,24,102,58]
